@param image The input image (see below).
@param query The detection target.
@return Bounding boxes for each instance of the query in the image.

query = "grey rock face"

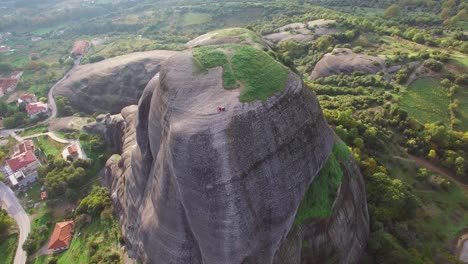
[101,31,369,264]
[54,51,178,114]
[273,146,370,264]
[310,48,385,80]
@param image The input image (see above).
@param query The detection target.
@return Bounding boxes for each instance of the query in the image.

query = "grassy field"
[183,12,212,26]
[193,44,289,102]
[0,234,18,264]
[83,36,158,62]
[35,135,66,158]
[294,141,349,226]
[400,78,450,126]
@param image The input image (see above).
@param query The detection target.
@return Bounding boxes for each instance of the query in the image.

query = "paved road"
[0,182,30,264]
[41,55,82,125]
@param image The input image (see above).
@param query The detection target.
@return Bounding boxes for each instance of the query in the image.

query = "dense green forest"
[1,0,467,263]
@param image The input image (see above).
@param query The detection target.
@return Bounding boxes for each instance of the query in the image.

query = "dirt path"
[407,154,468,190]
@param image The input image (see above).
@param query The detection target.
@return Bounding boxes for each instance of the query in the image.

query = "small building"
[31,36,42,42]
[25,102,48,118]
[67,145,79,157]
[5,151,41,189]
[0,46,10,52]
[18,93,36,104]
[10,71,23,79]
[48,221,75,252]
[12,140,35,156]
[71,40,89,56]
[0,78,18,97]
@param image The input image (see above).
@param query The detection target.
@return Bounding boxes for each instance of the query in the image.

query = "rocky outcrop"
[310,48,385,80]
[272,145,369,263]
[101,30,369,264]
[54,51,178,114]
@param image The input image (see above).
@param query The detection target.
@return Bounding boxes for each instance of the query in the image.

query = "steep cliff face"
[101,29,369,264]
[54,51,178,114]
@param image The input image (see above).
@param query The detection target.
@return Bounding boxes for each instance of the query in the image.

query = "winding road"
[0,55,83,264]
[0,182,30,264]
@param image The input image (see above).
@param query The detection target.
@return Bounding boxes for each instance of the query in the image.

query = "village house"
[10,71,23,79]
[25,102,48,118]
[0,45,10,52]
[31,36,42,42]
[48,221,75,252]
[18,93,36,105]
[4,150,41,189]
[71,40,90,56]
[0,78,18,97]
[12,140,35,156]
[67,145,78,157]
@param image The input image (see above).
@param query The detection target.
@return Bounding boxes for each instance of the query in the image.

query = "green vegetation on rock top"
[193,44,289,102]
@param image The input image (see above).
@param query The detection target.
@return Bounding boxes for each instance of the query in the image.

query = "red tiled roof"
[0,78,18,92]
[11,71,23,78]
[26,102,48,115]
[67,145,78,155]
[6,151,38,172]
[0,46,9,52]
[48,221,74,250]
[71,41,89,55]
[18,140,34,154]
[19,93,35,101]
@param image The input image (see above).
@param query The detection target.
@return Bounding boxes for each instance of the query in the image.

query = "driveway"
[0,182,30,264]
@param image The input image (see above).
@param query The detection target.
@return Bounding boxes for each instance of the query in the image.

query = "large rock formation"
[54,51,178,114]
[97,29,369,264]
[310,48,385,80]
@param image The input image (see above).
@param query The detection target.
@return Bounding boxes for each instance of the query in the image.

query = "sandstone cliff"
[54,51,178,114]
[95,29,369,264]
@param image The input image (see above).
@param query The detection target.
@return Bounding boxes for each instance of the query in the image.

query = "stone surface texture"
[95,30,369,264]
[54,51,178,114]
[310,48,385,80]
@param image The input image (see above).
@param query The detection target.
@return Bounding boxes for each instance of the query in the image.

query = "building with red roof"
[71,40,89,56]
[0,46,10,52]
[25,102,48,118]
[18,93,36,104]
[31,36,42,42]
[6,151,39,173]
[67,145,79,156]
[0,78,18,97]
[5,150,41,189]
[13,140,36,156]
[48,221,75,252]
[10,71,23,79]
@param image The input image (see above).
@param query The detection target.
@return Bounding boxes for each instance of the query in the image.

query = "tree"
[366,173,414,223]
[76,186,111,216]
[385,4,400,17]
[0,209,14,236]
[428,149,437,159]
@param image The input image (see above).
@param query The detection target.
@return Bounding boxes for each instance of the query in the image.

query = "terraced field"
[401,78,450,125]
